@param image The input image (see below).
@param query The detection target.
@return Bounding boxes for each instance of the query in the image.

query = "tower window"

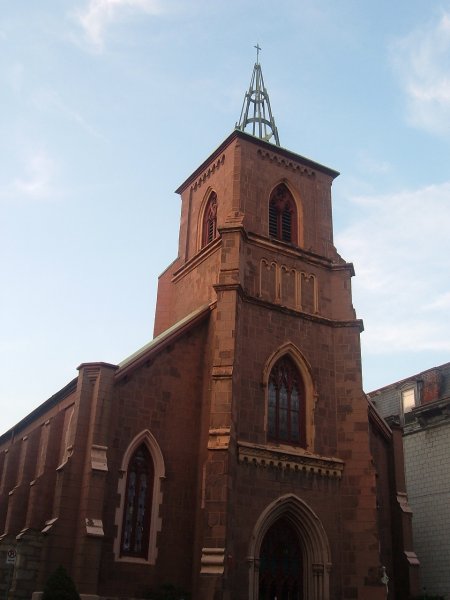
[202,192,218,247]
[268,355,305,446]
[268,184,297,244]
[121,443,154,558]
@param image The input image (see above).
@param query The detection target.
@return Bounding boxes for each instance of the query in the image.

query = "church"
[0,58,419,600]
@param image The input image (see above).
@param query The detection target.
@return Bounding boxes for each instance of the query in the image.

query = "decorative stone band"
[238,441,344,478]
[256,148,315,178]
[208,427,231,450]
[192,155,225,191]
[200,547,225,575]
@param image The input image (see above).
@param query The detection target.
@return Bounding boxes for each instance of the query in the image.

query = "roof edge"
[175,130,339,194]
[368,360,450,396]
[116,303,214,381]
[0,377,78,445]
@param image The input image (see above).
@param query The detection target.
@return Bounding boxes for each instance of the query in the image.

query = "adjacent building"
[370,362,450,599]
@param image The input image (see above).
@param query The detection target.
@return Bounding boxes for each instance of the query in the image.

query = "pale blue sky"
[2,1,450,431]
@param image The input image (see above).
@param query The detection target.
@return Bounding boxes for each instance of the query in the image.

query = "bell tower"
[153,56,386,600]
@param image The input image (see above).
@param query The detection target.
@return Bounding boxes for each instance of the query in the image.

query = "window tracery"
[268,355,305,446]
[121,443,154,557]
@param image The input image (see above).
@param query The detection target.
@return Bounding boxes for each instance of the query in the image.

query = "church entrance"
[258,518,303,600]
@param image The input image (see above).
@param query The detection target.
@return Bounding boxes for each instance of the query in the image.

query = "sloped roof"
[115,303,213,381]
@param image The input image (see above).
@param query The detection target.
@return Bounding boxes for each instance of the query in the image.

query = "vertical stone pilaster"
[71,362,117,594]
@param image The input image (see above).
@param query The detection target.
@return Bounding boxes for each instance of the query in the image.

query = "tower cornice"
[175,130,339,195]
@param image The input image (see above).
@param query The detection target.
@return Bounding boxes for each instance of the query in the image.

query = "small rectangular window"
[402,388,416,414]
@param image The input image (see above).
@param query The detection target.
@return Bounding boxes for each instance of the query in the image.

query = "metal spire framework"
[235,44,280,146]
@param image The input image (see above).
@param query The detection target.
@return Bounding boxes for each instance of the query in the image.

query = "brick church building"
[0,59,419,600]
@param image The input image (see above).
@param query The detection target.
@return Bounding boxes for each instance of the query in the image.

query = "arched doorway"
[248,494,331,600]
[259,518,303,600]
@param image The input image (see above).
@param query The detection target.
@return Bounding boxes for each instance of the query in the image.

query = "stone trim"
[257,148,316,178]
[238,441,344,478]
[211,366,233,379]
[404,551,420,566]
[397,492,413,514]
[90,445,108,472]
[191,154,225,191]
[243,293,364,332]
[85,518,104,537]
[208,427,231,450]
[200,547,225,575]
[113,430,165,565]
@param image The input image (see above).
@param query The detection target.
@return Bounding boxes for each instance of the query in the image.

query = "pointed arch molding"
[197,186,218,251]
[263,342,316,450]
[113,429,165,565]
[247,494,332,600]
[268,179,304,248]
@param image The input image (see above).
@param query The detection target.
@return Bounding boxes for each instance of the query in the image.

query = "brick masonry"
[0,131,417,600]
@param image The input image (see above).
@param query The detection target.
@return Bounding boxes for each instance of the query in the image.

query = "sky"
[2,0,450,432]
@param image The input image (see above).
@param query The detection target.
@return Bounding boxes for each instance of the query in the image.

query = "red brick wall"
[99,319,210,598]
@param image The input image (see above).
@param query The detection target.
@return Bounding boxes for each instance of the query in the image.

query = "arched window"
[202,192,218,247]
[121,443,154,557]
[269,184,297,244]
[268,355,305,446]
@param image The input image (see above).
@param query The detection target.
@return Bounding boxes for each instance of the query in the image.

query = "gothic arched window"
[268,184,297,244]
[202,192,218,247]
[121,443,154,558]
[268,356,305,446]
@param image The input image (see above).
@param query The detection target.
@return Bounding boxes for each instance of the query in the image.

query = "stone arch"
[113,429,165,564]
[268,179,304,247]
[248,494,331,600]
[197,187,219,250]
[263,342,317,449]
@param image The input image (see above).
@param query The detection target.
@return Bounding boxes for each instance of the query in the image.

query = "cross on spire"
[235,46,280,146]
[254,43,261,64]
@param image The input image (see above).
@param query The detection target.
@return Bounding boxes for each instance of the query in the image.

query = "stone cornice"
[172,237,221,283]
[246,231,353,274]
[191,154,225,191]
[238,441,344,478]
[242,293,364,332]
[257,148,316,178]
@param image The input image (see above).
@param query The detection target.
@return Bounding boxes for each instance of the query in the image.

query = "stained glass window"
[268,356,305,446]
[121,444,154,557]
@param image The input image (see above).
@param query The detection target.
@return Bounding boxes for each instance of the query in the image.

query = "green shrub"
[42,565,80,600]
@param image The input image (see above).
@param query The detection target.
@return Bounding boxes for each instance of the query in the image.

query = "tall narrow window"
[121,444,154,557]
[268,356,305,446]
[401,387,416,424]
[268,184,297,244]
[202,192,218,247]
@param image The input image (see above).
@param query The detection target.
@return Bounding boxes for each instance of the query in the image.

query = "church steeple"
[235,45,280,146]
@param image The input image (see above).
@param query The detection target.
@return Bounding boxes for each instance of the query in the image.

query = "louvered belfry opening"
[268,184,297,244]
[202,192,218,247]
